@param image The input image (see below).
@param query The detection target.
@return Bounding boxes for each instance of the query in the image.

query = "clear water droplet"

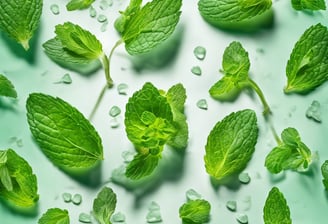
[62,192,72,203]
[50,4,60,15]
[121,151,135,163]
[238,172,251,184]
[97,14,108,23]
[148,201,160,211]
[89,6,97,18]
[16,139,23,147]
[72,193,82,205]
[117,83,128,95]
[112,212,126,222]
[197,99,208,110]
[54,74,72,84]
[193,46,206,60]
[191,66,202,76]
[186,189,202,201]
[100,0,113,10]
[110,118,120,128]
[79,212,92,223]
[236,213,248,224]
[101,21,109,32]
[226,200,237,211]
[109,106,121,117]
[146,210,162,223]
[306,100,321,122]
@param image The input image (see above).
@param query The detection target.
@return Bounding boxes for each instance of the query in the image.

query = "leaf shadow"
[0,97,19,113]
[110,147,186,208]
[209,174,242,192]
[267,172,287,184]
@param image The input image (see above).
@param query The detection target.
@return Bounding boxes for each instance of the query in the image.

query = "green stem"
[89,84,109,121]
[266,116,282,145]
[101,54,113,88]
[247,78,272,117]
[107,39,124,84]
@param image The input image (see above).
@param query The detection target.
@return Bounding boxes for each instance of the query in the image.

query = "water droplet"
[226,200,237,211]
[148,201,160,211]
[89,6,97,18]
[112,212,126,222]
[191,66,202,76]
[110,118,120,128]
[101,21,109,32]
[121,151,135,163]
[146,210,162,223]
[62,192,72,203]
[238,172,251,184]
[109,106,121,117]
[50,4,60,15]
[196,99,208,110]
[16,139,23,147]
[193,46,206,60]
[236,213,248,224]
[54,74,72,84]
[72,193,82,205]
[100,0,113,10]
[186,189,202,201]
[79,212,92,223]
[117,83,128,95]
[97,14,108,23]
[306,100,321,122]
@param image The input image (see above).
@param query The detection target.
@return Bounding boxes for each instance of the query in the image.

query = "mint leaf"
[285,23,328,94]
[125,153,159,179]
[119,0,182,55]
[321,160,328,190]
[265,127,312,174]
[0,0,42,50]
[263,187,291,224]
[114,0,142,34]
[43,38,101,75]
[66,0,96,11]
[291,0,326,10]
[0,74,17,98]
[93,187,117,224]
[26,93,103,173]
[204,109,258,181]
[198,0,273,32]
[0,149,39,208]
[38,208,70,224]
[209,41,271,115]
[179,199,211,224]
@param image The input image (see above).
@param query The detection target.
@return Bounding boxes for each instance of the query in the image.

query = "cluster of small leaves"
[0,74,17,98]
[124,82,188,179]
[291,0,326,11]
[265,128,312,174]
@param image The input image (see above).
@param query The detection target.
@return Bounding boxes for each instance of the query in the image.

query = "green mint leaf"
[0,0,42,50]
[198,0,273,32]
[0,74,17,98]
[26,93,103,173]
[204,109,258,181]
[125,153,159,179]
[179,199,211,224]
[38,208,70,224]
[263,187,291,224]
[93,187,117,224]
[66,0,96,11]
[265,127,312,174]
[0,149,39,208]
[55,22,104,60]
[291,0,326,10]
[285,23,328,94]
[43,38,101,75]
[321,160,328,190]
[120,0,182,55]
[114,0,142,34]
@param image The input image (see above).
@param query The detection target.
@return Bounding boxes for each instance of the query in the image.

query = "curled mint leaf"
[66,0,96,11]
[0,0,43,50]
[0,74,17,98]
[26,93,103,173]
[38,208,70,224]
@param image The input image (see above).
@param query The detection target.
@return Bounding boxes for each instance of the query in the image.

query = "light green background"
[1,0,328,223]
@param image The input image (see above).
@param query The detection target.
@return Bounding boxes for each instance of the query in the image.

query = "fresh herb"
[263,187,291,224]
[198,0,273,32]
[66,0,96,11]
[209,41,272,116]
[204,109,258,181]
[26,93,103,173]
[285,23,328,94]
[93,187,117,224]
[179,199,211,224]
[38,208,70,224]
[0,0,43,50]
[265,127,312,174]
[291,0,326,11]
[0,74,17,98]
[124,82,188,179]
[321,160,328,190]
[0,149,39,208]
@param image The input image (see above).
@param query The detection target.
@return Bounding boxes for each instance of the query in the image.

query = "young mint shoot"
[66,0,96,11]
[209,41,272,117]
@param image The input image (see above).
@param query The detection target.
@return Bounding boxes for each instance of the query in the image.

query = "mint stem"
[107,39,124,84]
[247,78,272,117]
[266,116,282,145]
[89,84,109,121]
[101,54,113,88]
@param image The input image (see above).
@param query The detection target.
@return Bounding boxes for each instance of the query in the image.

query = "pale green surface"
[1,0,328,223]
